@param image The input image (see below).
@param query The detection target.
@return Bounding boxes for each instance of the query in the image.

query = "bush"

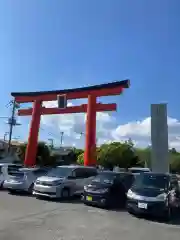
[16,142,51,166]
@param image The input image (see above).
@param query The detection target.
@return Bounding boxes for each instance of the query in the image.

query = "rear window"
[84,168,97,177]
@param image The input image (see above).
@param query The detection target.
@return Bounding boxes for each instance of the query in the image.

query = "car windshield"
[132,174,169,190]
[47,167,72,178]
[92,172,117,184]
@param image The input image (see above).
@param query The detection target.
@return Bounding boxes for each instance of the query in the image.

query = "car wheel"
[0,181,4,189]
[9,189,16,194]
[28,183,34,194]
[61,188,70,199]
[127,208,134,215]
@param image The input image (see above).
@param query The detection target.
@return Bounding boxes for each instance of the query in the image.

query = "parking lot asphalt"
[0,191,180,240]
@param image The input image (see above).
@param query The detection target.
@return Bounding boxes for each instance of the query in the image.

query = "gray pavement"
[0,191,180,240]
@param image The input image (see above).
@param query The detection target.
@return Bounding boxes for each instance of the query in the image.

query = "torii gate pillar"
[84,94,97,166]
[25,100,41,166]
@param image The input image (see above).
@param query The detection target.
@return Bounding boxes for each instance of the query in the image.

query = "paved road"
[0,191,180,240]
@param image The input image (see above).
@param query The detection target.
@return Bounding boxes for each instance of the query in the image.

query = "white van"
[33,165,98,199]
[0,163,22,188]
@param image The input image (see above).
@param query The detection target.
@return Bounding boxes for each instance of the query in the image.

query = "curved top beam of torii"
[11,79,130,103]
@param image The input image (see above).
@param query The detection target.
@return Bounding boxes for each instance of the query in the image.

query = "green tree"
[135,147,151,168]
[170,154,180,173]
[98,141,137,169]
[16,143,27,163]
[72,148,84,161]
[36,142,50,166]
[77,152,84,165]
[16,142,51,166]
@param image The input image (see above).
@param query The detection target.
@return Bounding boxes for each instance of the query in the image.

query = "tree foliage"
[72,148,84,161]
[76,141,180,173]
[17,142,51,166]
[16,140,180,173]
[97,141,137,169]
[77,141,138,169]
[77,152,84,165]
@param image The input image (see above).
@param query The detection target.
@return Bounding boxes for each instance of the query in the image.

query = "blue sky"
[0,0,179,146]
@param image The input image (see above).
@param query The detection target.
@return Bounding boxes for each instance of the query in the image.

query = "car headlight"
[36,180,40,184]
[127,189,136,199]
[156,193,167,201]
[84,185,88,191]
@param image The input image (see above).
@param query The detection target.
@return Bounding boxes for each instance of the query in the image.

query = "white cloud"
[41,101,116,147]
[41,101,180,150]
[113,117,180,150]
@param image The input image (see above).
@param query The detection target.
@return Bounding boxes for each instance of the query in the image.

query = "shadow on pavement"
[35,195,83,204]
[8,191,34,198]
[130,212,180,226]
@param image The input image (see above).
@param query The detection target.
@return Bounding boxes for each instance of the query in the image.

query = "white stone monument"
[151,103,169,173]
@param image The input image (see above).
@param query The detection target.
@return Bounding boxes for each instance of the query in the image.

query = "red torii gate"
[11,80,130,167]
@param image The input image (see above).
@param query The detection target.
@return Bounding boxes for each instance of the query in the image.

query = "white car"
[0,163,22,189]
[4,167,49,194]
[33,165,98,199]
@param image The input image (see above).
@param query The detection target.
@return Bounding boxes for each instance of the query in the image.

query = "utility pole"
[7,100,18,153]
[60,132,64,145]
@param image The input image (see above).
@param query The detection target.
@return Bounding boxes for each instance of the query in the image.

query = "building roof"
[11,80,130,97]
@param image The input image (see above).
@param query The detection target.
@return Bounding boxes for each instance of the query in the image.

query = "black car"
[83,171,135,208]
[126,172,180,220]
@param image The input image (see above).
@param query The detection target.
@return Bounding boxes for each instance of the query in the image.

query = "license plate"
[86,196,92,201]
[138,202,147,209]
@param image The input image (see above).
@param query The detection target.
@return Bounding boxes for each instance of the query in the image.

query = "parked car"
[33,165,98,199]
[83,171,135,208]
[128,167,150,174]
[0,163,22,189]
[4,167,49,194]
[126,172,180,221]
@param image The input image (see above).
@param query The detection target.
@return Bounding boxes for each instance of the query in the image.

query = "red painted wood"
[18,103,117,116]
[24,100,41,167]
[84,95,97,166]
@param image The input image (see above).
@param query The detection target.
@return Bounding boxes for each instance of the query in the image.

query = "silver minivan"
[33,165,97,199]
[0,163,22,188]
[4,167,49,194]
